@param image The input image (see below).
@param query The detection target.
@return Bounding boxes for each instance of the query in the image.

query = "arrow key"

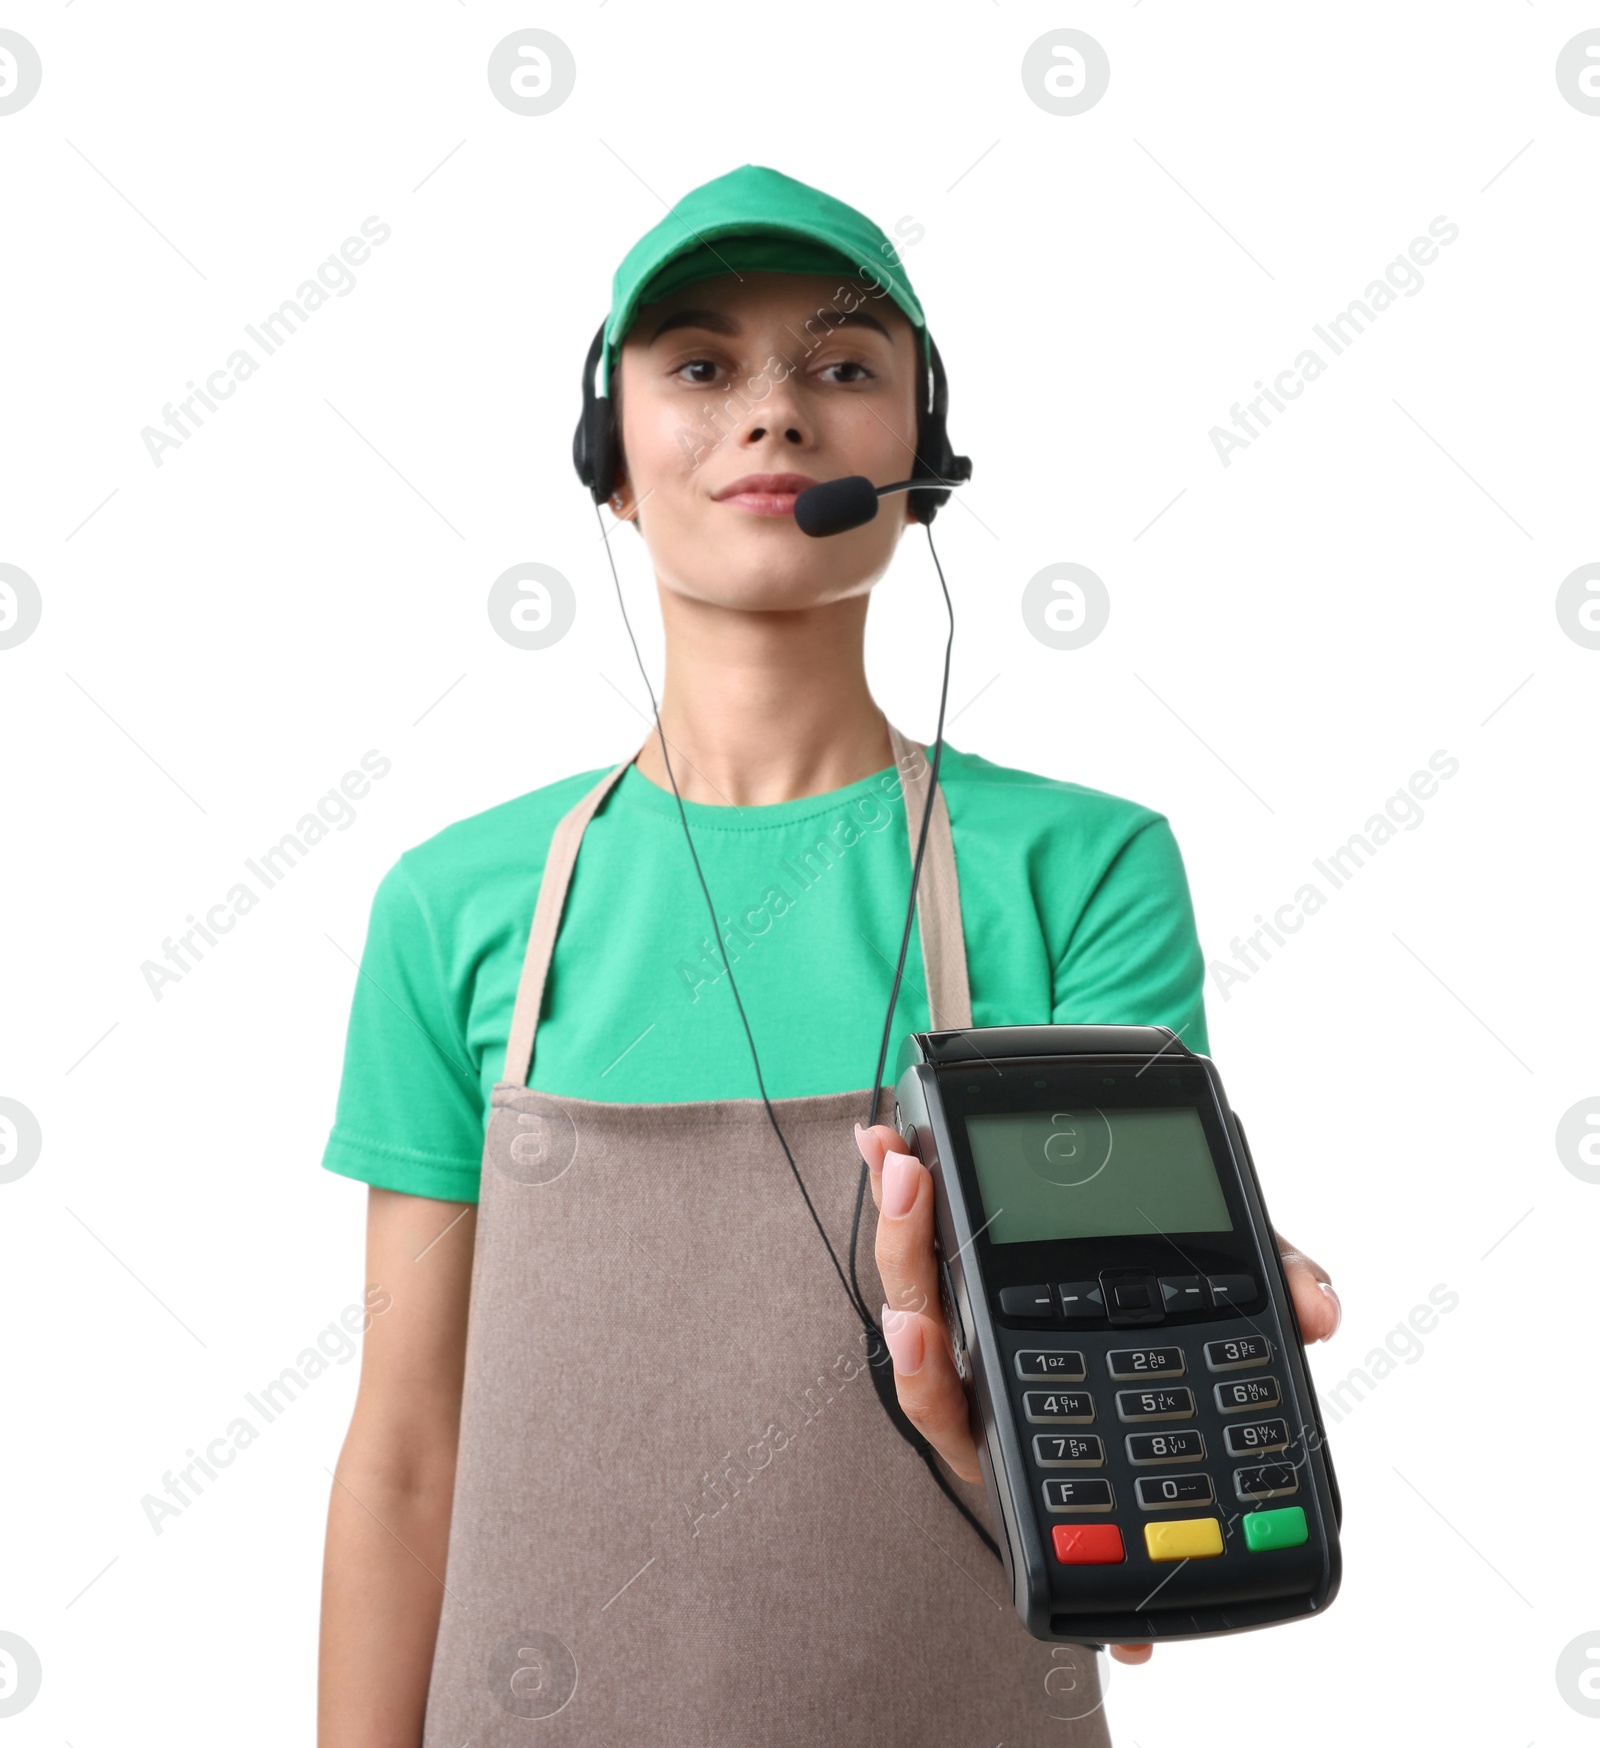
[1057,1281,1106,1321]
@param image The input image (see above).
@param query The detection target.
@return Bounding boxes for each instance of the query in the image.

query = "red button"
[1051,1523,1126,1564]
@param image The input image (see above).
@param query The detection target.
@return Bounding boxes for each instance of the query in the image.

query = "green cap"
[600,163,930,397]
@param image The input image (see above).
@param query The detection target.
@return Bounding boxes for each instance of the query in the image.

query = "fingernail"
[1317,1280,1342,1337]
[882,1304,924,1374]
[853,1121,870,1164]
[882,1152,918,1218]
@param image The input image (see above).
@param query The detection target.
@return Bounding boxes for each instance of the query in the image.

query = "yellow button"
[1143,1516,1224,1561]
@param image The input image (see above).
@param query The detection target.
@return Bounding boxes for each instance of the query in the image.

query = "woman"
[317,164,1340,1747]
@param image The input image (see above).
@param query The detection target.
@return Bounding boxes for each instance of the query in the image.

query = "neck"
[631,589,895,807]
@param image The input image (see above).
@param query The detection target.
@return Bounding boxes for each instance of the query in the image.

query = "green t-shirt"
[320,741,1209,1204]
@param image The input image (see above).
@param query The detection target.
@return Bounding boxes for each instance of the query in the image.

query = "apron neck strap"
[500,721,973,1088]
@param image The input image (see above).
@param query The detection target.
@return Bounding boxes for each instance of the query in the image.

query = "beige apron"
[420,724,1113,1745]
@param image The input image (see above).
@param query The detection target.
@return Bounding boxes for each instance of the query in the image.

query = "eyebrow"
[644,307,895,347]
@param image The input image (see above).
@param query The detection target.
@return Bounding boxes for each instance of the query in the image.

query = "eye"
[818,359,876,385]
[669,357,725,386]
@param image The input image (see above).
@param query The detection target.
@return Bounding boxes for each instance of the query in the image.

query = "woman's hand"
[855,1121,984,1484]
[853,1120,1342,1669]
[1273,1230,1342,1343]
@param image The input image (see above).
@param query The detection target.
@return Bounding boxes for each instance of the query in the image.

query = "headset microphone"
[794,473,970,539]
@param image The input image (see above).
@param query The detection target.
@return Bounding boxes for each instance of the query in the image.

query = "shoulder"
[373,760,620,935]
[936,743,1172,863]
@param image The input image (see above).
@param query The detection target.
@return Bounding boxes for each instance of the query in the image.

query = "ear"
[606,431,635,518]
[611,463,647,535]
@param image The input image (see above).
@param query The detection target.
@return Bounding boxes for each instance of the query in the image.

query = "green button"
[1242,1506,1308,1552]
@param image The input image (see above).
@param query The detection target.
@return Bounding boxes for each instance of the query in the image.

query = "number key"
[1023,1389,1095,1424]
[1116,1387,1196,1423]
[1033,1433,1105,1468]
[1223,1417,1290,1457]
[1204,1334,1271,1371]
[1016,1349,1087,1382]
[1125,1430,1206,1465]
[1214,1376,1281,1413]
[1134,1473,1215,1511]
[1106,1346,1185,1380]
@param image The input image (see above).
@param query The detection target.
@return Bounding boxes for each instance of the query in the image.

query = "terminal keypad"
[1004,1326,1312,1570]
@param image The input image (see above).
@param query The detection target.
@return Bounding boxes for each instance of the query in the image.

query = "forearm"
[318,1442,457,1748]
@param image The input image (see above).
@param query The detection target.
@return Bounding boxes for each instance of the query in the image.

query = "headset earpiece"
[908,334,973,526]
[572,322,618,505]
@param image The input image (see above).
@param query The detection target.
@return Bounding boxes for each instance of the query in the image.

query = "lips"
[713,472,821,515]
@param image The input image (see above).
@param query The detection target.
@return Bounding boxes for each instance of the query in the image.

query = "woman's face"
[610,269,922,611]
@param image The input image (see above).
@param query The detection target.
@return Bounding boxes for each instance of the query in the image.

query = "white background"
[2,3,1597,1742]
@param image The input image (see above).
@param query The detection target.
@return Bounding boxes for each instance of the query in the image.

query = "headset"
[571,314,999,1559]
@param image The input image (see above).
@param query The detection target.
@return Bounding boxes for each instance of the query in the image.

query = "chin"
[650,517,897,608]
[667,553,882,613]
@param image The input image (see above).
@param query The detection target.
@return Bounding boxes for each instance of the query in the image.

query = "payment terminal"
[892,1024,1342,1645]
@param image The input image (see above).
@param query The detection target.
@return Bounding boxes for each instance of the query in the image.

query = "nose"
[744,420,803,447]
[729,365,812,452]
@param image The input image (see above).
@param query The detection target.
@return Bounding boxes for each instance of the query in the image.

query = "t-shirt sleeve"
[1052,814,1210,1055]
[320,854,485,1202]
